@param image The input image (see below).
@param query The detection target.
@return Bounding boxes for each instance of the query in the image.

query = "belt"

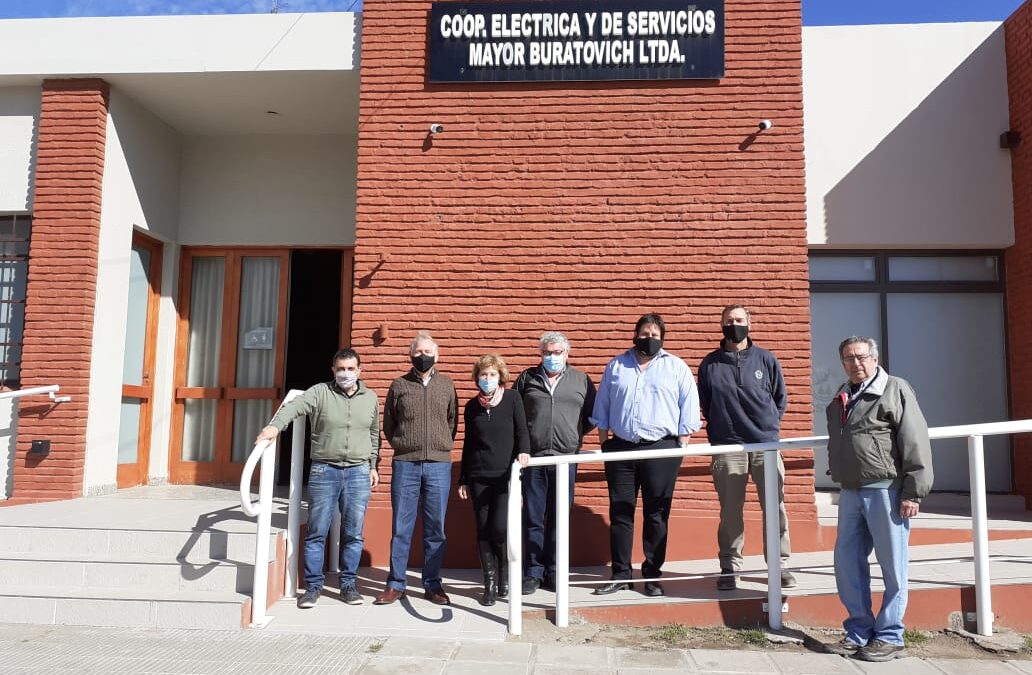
[615,434,676,445]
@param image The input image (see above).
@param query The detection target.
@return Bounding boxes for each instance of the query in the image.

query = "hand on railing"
[255,425,279,444]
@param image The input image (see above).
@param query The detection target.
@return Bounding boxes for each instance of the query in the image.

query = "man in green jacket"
[257,348,380,609]
[823,336,932,662]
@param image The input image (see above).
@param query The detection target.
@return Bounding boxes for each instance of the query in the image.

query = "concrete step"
[0,554,256,594]
[0,587,247,629]
[0,524,278,561]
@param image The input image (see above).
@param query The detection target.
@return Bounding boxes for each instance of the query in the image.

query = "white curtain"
[231,257,280,463]
[182,258,225,462]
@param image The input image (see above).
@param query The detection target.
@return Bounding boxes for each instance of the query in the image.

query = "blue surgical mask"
[542,354,565,373]
[477,377,498,394]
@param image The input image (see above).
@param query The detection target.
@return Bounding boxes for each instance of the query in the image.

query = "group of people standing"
[258,305,933,663]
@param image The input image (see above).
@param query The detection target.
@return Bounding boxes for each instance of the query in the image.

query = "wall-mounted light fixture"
[1000,130,1021,149]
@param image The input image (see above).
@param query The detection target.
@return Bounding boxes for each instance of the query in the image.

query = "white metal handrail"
[506,418,1032,638]
[0,384,71,403]
[239,388,304,628]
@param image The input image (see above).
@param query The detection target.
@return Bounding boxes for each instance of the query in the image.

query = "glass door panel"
[180,256,225,464]
[117,233,162,488]
[171,249,287,484]
[230,257,281,463]
[117,399,143,464]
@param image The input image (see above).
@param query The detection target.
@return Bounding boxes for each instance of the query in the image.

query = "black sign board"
[428,0,724,83]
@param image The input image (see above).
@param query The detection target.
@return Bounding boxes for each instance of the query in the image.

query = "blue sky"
[0,0,1025,23]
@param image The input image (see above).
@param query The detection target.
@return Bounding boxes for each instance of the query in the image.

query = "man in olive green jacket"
[257,348,380,609]
[823,336,932,663]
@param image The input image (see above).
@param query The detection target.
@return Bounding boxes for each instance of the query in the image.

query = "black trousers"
[468,476,509,549]
[602,436,682,580]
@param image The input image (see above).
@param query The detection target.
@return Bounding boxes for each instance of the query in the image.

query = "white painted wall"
[0,13,358,77]
[0,87,38,212]
[0,399,15,499]
[178,134,356,246]
[804,23,1014,248]
[83,89,182,495]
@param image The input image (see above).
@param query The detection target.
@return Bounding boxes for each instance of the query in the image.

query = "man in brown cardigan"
[374,331,459,606]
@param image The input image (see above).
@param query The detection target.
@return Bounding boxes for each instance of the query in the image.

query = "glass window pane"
[888,256,998,282]
[886,293,1009,492]
[808,256,877,282]
[121,245,151,386]
[235,257,279,388]
[809,292,881,488]
[117,399,142,464]
[182,399,218,462]
[232,400,273,464]
[185,258,225,388]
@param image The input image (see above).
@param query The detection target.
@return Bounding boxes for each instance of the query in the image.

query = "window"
[808,251,1010,492]
[0,215,30,388]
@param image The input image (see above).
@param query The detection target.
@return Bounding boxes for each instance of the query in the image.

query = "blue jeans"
[387,460,451,592]
[304,462,371,591]
[834,487,910,646]
[523,462,576,581]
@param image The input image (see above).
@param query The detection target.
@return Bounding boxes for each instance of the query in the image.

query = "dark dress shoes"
[424,588,451,605]
[591,581,633,595]
[642,580,664,597]
[716,570,737,591]
[372,588,405,605]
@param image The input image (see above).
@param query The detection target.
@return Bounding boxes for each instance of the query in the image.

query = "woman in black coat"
[458,354,530,606]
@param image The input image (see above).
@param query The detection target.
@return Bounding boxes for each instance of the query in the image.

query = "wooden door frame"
[169,246,353,485]
[117,230,163,488]
[169,247,288,483]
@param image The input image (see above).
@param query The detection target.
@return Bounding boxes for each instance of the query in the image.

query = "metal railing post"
[555,462,570,628]
[967,434,993,636]
[763,449,783,631]
[285,417,305,598]
[249,440,276,627]
[507,461,523,636]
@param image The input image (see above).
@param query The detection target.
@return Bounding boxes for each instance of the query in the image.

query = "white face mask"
[335,371,358,389]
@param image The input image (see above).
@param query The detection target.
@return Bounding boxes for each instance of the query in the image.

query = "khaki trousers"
[711,451,791,572]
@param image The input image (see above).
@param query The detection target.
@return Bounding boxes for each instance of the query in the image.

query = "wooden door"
[169,248,288,484]
[116,232,163,488]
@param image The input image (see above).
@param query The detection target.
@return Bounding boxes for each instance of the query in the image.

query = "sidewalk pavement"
[1,623,1029,675]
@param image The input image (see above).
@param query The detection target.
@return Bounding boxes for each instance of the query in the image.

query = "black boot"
[495,543,509,599]
[478,541,497,606]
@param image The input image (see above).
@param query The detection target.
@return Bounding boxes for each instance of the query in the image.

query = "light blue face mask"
[542,354,566,373]
[477,377,498,394]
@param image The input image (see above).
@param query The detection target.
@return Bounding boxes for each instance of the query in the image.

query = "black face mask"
[722,324,749,343]
[411,354,435,373]
[633,336,663,357]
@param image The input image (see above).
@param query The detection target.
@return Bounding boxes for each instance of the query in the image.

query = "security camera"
[429,123,444,134]
[758,119,773,131]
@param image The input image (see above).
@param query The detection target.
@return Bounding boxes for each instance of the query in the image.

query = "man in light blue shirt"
[590,313,701,597]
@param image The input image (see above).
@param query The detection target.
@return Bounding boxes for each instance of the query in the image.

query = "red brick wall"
[11,79,109,503]
[355,1,813,563]
[1006,3,1032,509]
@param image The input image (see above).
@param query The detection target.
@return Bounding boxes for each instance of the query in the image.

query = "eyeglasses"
[840,354,873,364]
